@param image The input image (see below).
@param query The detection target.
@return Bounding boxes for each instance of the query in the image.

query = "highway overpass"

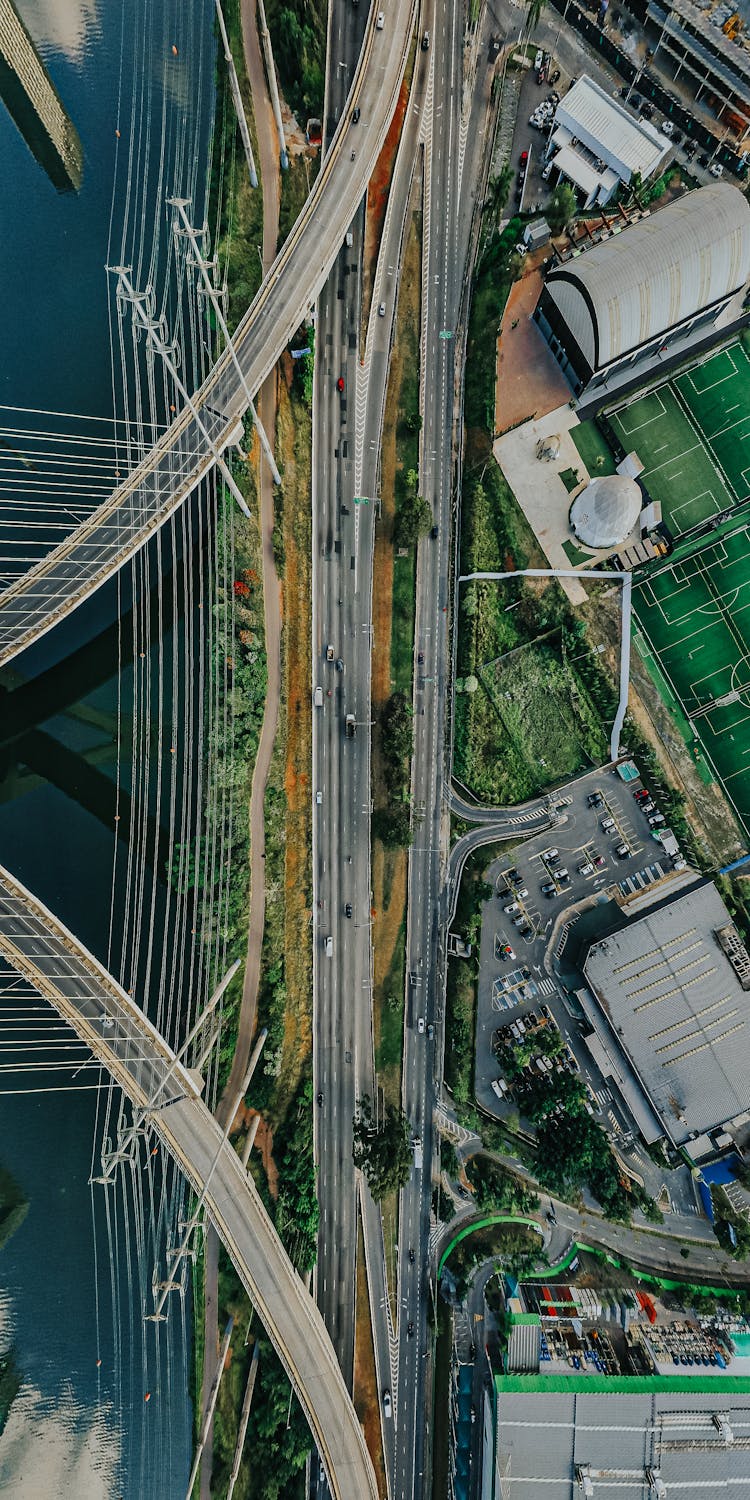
[0,862,378,1500]
[0,0,417,669]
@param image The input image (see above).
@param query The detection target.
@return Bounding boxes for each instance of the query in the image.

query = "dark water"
[0,2,218,1493]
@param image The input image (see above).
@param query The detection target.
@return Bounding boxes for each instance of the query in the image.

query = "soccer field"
[634,524,750,830]
[609,342,750,538]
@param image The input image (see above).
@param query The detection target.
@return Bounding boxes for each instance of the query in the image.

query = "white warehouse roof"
[555,74,671,182]
[544,183,750,370]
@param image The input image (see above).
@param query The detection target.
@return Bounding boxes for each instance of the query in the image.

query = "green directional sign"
[353,496,370,506]
[439,330,453,340]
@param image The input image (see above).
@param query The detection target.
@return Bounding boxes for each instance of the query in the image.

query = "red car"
[336,375,345,392]
[634,788,650,802]
[520,149,529,167]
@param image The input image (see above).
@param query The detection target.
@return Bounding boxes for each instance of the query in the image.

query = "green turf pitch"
[609,383,734,535]
[634,525,750,830]
[674,343,750,505]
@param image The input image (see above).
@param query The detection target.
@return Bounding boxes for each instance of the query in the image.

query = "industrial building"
[647,0,750,149]
[487,1378,750,1498]
[534,182,750,403]
[543,74,671,207]
[579,879,750,1154]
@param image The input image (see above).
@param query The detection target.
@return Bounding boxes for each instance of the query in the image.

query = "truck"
[325,935,333,958]
[314,686,323,707]
[345,713,356,738]
[412,1136,423,1171]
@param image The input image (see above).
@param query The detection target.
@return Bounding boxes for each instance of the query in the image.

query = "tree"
[372,805,413,848]
[548,182,577,234]
[485,166,513,238]
[525,0,547,32]
[394,490,433,548]
[352,1095,412,1201]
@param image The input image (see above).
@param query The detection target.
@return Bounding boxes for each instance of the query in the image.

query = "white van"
[325,935,333,957]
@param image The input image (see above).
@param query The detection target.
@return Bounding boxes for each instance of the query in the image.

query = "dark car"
[430,524,439,539]
[699,152,710,167]
[418,651,424,665]
[640,100,654,119]
[421,30,430,50]
[671,127,683,143]
[407,1322,415,1337]
[317,1091,324,1105]
[345,902,353,917]
[352,107,360,124]
[409,1247,416,1263]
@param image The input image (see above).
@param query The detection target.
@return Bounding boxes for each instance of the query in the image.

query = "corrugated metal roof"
[584,881,750,1144]
[494,1383,750,1496]
[556,74,669,179]
[545,183,750,369]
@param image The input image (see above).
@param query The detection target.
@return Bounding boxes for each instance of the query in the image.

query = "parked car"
[601,817,616,832]
[710,162,724,178]
[634,788,651,801]
[588,792,603,808]
[593,854,606,870]
[541,161,553,181]
[649,813,666,827]
[520,148,529,166]
[661,118,674,136]
[504,902,520,915]
[578,862,594,876]
[615,843,631,859]
[541,882,557,897]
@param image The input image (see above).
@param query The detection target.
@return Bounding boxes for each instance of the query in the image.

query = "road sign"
[438,330,453,340]
[353,496,370,505]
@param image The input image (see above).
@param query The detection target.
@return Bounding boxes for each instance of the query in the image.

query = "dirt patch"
[247,1111,279,1199]
[362,72,410,329]
[276,380,314,1094]
[585,589,744,864]
[353,1218,388,1498]
[495,268,571,435]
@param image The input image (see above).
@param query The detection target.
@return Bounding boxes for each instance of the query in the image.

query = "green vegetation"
[465,216,523,432]
[394,476,432,548]
[273,1078,319,1272]
[266,0,325,122]
[352,1095,413,1201]
[547,182,577,233]
[444,1222,543,1297]
[558,466,581,494]
[464,1157,538,1216]
[711,1184,750,1260]
[376,919,406,1074]
[208,0,264,334]
[569,420,616,476]
[445,850,493,1103]
[372,804,413,848]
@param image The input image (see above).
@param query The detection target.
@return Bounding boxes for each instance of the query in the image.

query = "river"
[0,1,218,1494]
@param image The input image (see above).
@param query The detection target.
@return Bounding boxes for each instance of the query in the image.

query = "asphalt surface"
[0,0,419,669]
[393,10,507,1499]
[0,863,379,1500]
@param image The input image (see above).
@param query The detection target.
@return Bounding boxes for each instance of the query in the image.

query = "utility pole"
[226,1341,260,1498]
[213,0,258,188]
[108,266,251,520]
[168,198,282,486]
[91,960,241,1185]
[257,0,289,170]
[146,1028,267,1322]
[185,1317,235,1498]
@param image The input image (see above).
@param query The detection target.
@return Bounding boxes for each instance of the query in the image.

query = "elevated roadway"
[0,0,417,670]
[0,862,378,1500]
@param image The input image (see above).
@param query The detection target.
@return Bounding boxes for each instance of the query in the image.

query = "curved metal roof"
[570,474,642,549]
[545,184,750,370]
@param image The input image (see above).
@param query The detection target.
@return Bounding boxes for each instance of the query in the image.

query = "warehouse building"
[580,879,750,1151]
[534,182,750,404]
[486,1377,750,1498]
[544,74,671,207]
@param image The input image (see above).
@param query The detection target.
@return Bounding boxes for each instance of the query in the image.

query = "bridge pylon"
[108,266,252,519]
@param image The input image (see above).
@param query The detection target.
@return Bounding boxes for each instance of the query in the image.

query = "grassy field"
[608,343,750,537]
[634,522,750,831]
[570,419,616,476]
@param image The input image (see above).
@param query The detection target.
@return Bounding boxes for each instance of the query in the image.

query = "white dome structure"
[570,474,641,550]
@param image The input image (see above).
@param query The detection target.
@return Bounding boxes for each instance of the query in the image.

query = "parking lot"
[472,762,698,1208]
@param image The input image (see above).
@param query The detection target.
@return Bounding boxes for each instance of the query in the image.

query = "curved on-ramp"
[0,864,378,1500]
[0,0,417,669]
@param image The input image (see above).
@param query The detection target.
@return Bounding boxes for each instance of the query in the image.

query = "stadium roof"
[494,1382,750,1496]
[570,474,642,548]
[544,183,750,370]
[583,882,750,1145]
[555,74,670,180]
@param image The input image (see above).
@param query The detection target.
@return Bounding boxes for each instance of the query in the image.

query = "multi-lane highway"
[0,0,417,669]
[394,11,507,1498]
[0,863,378,1500]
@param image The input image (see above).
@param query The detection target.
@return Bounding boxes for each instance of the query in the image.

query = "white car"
[376,9,384,26]
[541,161,553,181]
[710,161,723,177]
[418,1016,425,1034]
[316,790,323,805]
[383,1389,392,1418]
[378,301,386,316]
[534,48,543,70]
[661,119,674,136]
